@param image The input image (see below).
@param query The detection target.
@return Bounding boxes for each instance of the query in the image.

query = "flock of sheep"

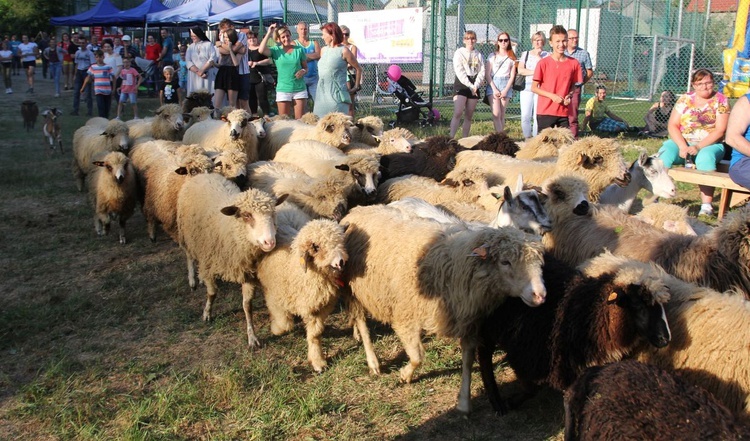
[68,91,750,438]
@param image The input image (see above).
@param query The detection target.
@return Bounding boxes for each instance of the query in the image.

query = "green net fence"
[288,0,736,126]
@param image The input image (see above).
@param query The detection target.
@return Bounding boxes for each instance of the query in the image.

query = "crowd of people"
[1,21,363,121]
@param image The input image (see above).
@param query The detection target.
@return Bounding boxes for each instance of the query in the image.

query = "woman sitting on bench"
[658,68,731,216]
[727,92,750,191]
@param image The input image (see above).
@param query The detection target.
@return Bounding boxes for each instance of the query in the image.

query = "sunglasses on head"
[498,38,509,42]
[343,33,350,36]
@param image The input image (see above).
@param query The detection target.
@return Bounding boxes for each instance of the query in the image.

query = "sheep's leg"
[241,282,261,349]
[202,278,217,321]
[146,218,157,242]
[186,254,197,290]
[456,336,476,415]
[94,214,104,236]
[304,315,328,373]
[73,165,84,192]
[267,296,293,335]
[477,338,508,415]
[118,217,127,245]
[395,326,424,384]
[346,296,380,374]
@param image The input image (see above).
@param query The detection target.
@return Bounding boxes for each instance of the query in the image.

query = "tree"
[0,0,65,34]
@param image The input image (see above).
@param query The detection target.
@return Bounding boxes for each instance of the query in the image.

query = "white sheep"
[349,115,384,147]
[377,166,492,208]
[127,104,186,141]
[580,251,750,414]
[177,173,286,348]
[246,161,349,221]
[456,136,630,201]
[456,135,486,148]
[636,202,699,235]
[183,106,213,130]
[343,127,416,156]
[258,112,353,160]
[85,151,137,244]
[183,108,258,163]
[598,151,676,212]
[514,127,575,161]
[342,204,546,414]
[72,119,131,192]
[273,141,381,201]
[256,218,347,372]
[141,148,215,242]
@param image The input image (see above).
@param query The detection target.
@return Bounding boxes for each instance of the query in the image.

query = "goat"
[42,108,64,154]
[21,100,38,132]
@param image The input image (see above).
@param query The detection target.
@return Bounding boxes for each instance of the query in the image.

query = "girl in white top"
[485,31,517,133]
[102,40,123,81]
[517,31,549,138]
[450,30,485,138]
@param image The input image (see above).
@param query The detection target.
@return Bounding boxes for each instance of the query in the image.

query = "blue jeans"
[49,62,62,95]
[304,75,318,102]
[73,69,92,115]
[658,139,725,171]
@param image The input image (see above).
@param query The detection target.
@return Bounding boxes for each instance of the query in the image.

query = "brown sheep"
[21,100,38,132]
[515,127,575,161]
[86,151,138,244]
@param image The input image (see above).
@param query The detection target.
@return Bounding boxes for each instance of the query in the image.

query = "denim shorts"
[119,92,137,103]
[490,76,513,100]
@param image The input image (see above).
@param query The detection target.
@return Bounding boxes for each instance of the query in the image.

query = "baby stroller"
[386,65,440,127]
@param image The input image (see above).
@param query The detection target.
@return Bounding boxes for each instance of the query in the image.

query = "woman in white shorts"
[258,23,308,119]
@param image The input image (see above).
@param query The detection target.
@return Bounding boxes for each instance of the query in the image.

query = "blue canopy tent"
[147,0,237,26]
[207,0,325,25]
[50,0,123,26]
[115,0,170,26]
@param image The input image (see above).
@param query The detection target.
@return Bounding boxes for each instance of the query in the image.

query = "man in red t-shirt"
[531,25,583,131]
[144,34,162,97]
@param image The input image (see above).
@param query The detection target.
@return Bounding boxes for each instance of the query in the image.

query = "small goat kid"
[21,100,38,132]
[42,108,64,154]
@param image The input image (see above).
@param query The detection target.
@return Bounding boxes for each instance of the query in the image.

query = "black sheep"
[564,360,750,441]
[478,253,672,414]
[379,135,464,182]
[472,132,519,157]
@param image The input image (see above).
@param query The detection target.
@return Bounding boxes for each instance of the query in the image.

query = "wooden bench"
[667,160,750,219]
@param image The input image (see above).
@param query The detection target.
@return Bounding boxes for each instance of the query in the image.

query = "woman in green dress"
[313,22,361,118]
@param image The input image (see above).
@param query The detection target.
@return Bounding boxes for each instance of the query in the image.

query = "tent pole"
[259,0,264,35]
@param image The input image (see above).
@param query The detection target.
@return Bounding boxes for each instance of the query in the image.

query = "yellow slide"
[723,0,750,97]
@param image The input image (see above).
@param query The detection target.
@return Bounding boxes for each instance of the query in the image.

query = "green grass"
[0,75,729,440]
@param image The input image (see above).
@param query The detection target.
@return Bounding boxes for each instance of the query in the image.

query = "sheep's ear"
[441,178,459,188]
[515,174,524,194]
[55,109,63,116]
[491,192,503,200]
[578,153,594,168]
[220,206,239,216]
[323,123,335,133]
[355,122,365,130]
[213,160,223,168]
[469,243,490,260]
[93,161,106,167]
[41,110,50,116]
[335,164,350,172]
[275,194,289,206]
[175,167,188,175]
[220,114,229,122]
[606,289,624,304]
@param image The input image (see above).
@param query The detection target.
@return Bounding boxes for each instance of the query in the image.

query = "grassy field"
[0,74,719,440]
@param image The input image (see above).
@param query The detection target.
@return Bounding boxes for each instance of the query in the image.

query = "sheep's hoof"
[149,236,156,243]
[399,368,414,384]
[119,236,127,245]
[247,336,262,349]
[369,365,381,375]
[311,360,328,373]
[202,312,212,322]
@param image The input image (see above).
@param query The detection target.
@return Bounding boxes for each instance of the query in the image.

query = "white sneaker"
[698,205,713,216]
[54,93,60,98]
[5,88,11,94]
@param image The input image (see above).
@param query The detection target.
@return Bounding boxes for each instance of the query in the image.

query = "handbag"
[512,51,530,91]
[262,73,275,87]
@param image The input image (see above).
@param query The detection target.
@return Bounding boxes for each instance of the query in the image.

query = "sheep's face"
[470,233,546,307]
[320,119,353,147]
[573,147,631,189]
[157,107,185,132]
[220,208,277,252]
[385,134,412,153]
[544,176,591,218]
[298,181,348,221]
[296,221,348,285]
[250,117,266,138]
[335,163,380,199]
[442,169,490,201]
[93,153,131,185]
[105,128,131,153]
[213,151,248,182]
[606,284,671,348]
[223,110,253,141]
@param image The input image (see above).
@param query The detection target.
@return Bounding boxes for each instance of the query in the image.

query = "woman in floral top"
[658,68,730,216]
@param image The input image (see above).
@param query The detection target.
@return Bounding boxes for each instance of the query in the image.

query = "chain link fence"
[300,0,735,125]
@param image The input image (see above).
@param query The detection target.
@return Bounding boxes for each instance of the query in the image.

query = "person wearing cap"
[120,35,139,60]
[160,65,180,105]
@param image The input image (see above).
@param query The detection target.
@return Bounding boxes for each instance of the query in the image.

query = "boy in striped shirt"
[81,50,114,118]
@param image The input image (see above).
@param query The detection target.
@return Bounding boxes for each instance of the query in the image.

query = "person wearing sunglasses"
[450,30,484,138]
[485,32,516,133]
[658,68,730,216]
